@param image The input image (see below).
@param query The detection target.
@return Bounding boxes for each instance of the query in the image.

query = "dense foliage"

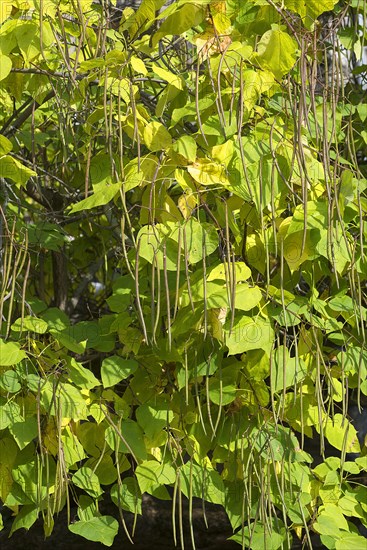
[0,0,367,548]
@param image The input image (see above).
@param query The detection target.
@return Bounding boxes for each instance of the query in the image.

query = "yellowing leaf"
[283,0,338,28]
[173,135,197,163]
[0,54,11,81]
[14,22,41,62]
[137,224,178,271]
[152,63,184,90]
[235,285,263,311]
[178,193,196,219]
[257,25,297,79]
[235,68,274,115]
[144,121,172,152]
[0,3,12,25]
[278,219,316,270]
[43,418,58,456]
[223,316,274,356]
[212,12,231,34]
[188,159,230,186]
[130,56,147,75]
[283,231,312,270]
[207,262,251,282]
[318,414,361,454]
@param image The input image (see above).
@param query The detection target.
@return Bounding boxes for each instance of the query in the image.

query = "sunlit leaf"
[69,516,119,547]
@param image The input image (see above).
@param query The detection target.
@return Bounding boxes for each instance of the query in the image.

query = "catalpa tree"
[0,1,366,548]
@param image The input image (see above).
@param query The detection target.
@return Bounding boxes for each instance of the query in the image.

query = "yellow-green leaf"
[152,63,184,90]
[0,54,11,81]
[69,184,121,213]
[69,516,119,547]
[188,158,230,186]
[0,340,26,366]
[257,25,297,79]
[152,4,206,48]
[144,121,172,152]
[207,262,251,282]
[0,134,12,155]
[223,316,274,356]
[0,155,36,186]
[319,414,361,454]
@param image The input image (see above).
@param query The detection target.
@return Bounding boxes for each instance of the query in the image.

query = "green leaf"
[50,329,86,354]
[313,504,349,536]
[41,308,70,331]
[180,463,224,505]
[77,495,97,522]
[85,455,117,485]
[152,63,184,90]
[230,519,287,550]
[9,417,38,450]
[0,339,26,366]
[11,459,55,505]
[69,183,121,213]
[136,402,174,440]
[61,426,86,468]
[11,316,48,334]
[271,346,308,392]
[0,369,21,393]
[335,534,367,550]
[67,358,100,390]
[208,367,239,405]
[72,466,103,498]
[356,456,367,470]
[105,419,147,461]
[26,222,67,251]
[123,154,159,191]
[234,285,263,311]
[0,155,36,186]
[101,356,138,388]
[9,505,38,535]
[69,516,119,547]
[223,316,274,356]
[173,135,197,162]
[41,382,89,420]
[76,422,106,458]
[110,477,142,514]
[125,0,156,39]
[316,228,350,274]
[170,218,218,264]
[0,134,12,155]
[143,121,172,152]
[284,0,338,26]
[14,21,40,61]
[135,460,176,494]
[137,224,179,271]
[152,4,205,47]
[0,398,22,430]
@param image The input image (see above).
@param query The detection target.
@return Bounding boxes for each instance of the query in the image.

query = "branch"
[2,91,55,138]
